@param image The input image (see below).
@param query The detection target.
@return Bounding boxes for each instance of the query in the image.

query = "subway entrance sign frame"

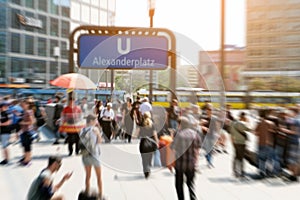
[69,26,177,98]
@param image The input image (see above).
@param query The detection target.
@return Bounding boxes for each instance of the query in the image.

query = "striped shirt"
[171,128,201,171]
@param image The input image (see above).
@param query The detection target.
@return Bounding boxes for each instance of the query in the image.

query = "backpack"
[27,175,43,200]
[79,127,97,156]
[27,170,52,200]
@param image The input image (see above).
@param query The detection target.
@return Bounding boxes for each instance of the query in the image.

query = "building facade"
[245,0,300,80]
[199,48,246,91]
[0,0,116,87]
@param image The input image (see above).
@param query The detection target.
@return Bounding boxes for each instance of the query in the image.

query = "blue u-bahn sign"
[78,35,168,70]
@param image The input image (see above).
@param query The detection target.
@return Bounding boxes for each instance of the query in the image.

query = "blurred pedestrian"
[27,156,72,200]
[139,97,152,116]
[100,102,115,143]
[171,116,201,200]
[61,95,82,156]
[136,111,159,178]
[230,112,252,178]
[201,105,220,168]
[167,99,181,130]
[80,114,104,199]
[121,97,134,143]
[19,99,36,166]
[80,97,89,118]
[52,95,64,145]
[0,101,13,165]
[254,109,278,178]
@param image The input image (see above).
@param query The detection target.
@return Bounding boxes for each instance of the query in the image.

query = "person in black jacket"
[52,95,64,145]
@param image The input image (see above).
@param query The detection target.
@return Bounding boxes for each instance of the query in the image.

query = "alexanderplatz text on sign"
[79,35,168,70]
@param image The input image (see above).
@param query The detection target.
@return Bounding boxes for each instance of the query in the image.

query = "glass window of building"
[61,20,70,38]
[71,22,80,33]
[38,15,47,35]
[71,2,80,20]
[50,0,59,15]
[25,0,34,9]
[11,0,21,5]
[25,35,34,55]
[61,62,69,74]
[108,0,116,12]
[11,8,21,29]
[81,5,90,23]
[11,33,20,53]
[38,38,47,57]
[90,7,99,25]
[91,0,99,7]
[25,12,35,32]
[61,41,68,59]
[0,56,5,79]
[34,60,46,73]
[0,32,6,53]
[38,0,48,12]
[100,12,107,25]
[50,61,59,79]
[50,18,59,36]
[100,0,108,9]
[11,58,25,77]
[61,4,70,17]
[0,7,7,28]
[50,40,58,57]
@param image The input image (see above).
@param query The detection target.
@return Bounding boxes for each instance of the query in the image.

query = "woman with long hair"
[137,111,159,178]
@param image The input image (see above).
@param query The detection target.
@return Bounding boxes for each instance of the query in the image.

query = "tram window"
[178,96,189,102]
[226,97,243,102]
[156,95,167,102]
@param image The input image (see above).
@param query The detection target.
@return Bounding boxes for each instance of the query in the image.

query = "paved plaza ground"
[1,109,299,200]
[1,129,299,200]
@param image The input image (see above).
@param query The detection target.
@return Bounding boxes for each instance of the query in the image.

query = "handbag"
[140,136,157,153]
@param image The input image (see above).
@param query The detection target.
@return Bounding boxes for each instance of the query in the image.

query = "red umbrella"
[50,73,96,90]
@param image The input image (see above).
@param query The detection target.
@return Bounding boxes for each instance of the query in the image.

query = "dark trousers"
[141,152,153,173]
[66,133,79,155]
[102,121,113,143]
[175,168,197,200]
[233,143,246,176]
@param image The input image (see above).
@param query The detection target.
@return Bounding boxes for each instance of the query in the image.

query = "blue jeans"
[153,149,162,167]
[205,151,213,167]
[170,119,178,130]
[258,145,280,176]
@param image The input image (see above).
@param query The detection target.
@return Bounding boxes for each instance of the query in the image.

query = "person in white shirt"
[80,97,89,118]
[100,103,115,143]
[139,97,152,115]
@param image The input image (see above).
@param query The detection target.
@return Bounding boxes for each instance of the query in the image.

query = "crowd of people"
[1,93,300,199]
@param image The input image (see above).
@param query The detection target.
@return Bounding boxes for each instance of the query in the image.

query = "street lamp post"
[148,0,155,103]
[220,0,226,108]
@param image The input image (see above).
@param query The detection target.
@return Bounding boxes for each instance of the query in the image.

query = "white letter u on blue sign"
[117,38,131,55]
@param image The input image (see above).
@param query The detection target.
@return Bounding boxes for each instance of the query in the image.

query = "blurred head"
[54,95,61,103]
[20,99,30,109]
[48,156,62,171]
[86,114,97,124]
[0,101,10,110]
[178,116,191,129]
[239,111,247,121]
[171,99,178,106]
[143,111,153,127]
[143,97,149,102]
[107,102,112,109]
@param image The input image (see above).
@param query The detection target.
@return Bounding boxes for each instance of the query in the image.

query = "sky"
[115,0,246,51]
